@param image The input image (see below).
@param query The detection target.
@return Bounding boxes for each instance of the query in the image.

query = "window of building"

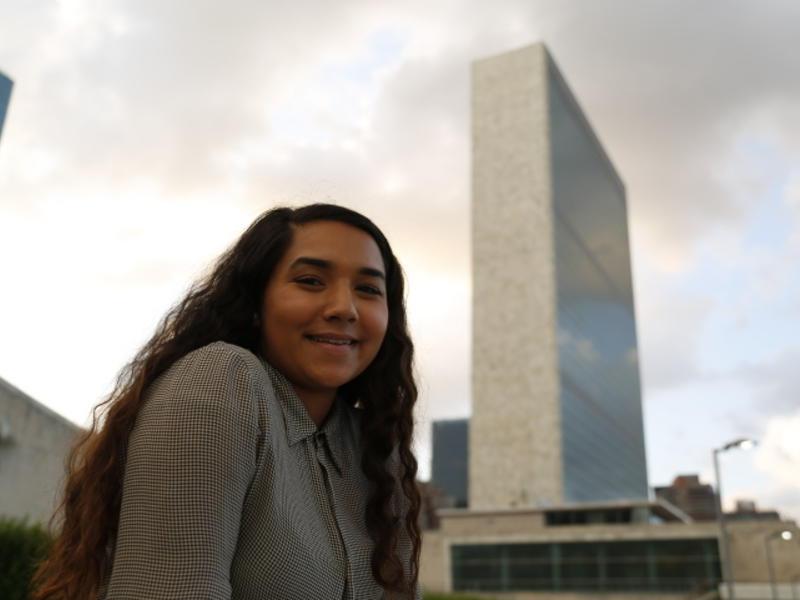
[451,539,720,593]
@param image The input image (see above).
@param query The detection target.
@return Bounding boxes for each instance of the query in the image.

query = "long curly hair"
[32,204,421,599]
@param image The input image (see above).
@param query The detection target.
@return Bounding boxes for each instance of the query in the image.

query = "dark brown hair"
[32,203,421,599]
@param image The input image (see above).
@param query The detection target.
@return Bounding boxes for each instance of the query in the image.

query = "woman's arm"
[105,343,262,600]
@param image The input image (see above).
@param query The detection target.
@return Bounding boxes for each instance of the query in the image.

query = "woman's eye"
[358,285,383,296]
[295,276,323,287]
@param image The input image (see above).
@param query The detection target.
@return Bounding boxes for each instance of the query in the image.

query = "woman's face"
[260,220,389,404]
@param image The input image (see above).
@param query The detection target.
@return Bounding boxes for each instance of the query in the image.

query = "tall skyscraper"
[470,43,648,510]
[431,419,469,508]
[0,72,12,143]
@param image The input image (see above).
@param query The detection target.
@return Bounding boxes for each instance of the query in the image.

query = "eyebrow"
[289,256,386,280]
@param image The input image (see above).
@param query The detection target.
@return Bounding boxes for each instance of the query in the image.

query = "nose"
[323,282,357,322]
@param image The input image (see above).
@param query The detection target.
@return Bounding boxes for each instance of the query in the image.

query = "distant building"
[655,474,718,522]
[726,499,781,523]
[420,501,800,597]
[417,480,448,531]
[0,71,12,142]
[471,42,648,509]
[431,419,468,508]
[0,376,83,523]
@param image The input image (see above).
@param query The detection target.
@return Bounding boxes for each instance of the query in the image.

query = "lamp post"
[765,530,793,600]
[713,437,757,600]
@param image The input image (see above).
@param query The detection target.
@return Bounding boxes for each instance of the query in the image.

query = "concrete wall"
[439,508,719,542]
[725,583,800,600]
[471,42,563,510]
[728,520,800,586]
[0,377,82,523]
[419,530,448,593]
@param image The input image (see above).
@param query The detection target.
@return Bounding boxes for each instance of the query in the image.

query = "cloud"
[6,0,800,265]
[753,410,800,520]
[1,0,386,194]
[543,0,800,261]
[635,279,713,391]
[737,348,800,418]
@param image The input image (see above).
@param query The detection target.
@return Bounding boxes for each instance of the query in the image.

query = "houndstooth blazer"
[101,341,418,599]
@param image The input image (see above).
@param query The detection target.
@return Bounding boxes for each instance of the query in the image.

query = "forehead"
[281,220,385,270]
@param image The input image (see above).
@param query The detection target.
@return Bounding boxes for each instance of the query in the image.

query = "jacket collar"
[261,359,345,474]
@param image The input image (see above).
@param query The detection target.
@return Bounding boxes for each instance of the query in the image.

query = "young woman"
[33,204,421,599]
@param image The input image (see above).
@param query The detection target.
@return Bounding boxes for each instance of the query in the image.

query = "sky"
[1,0,799,520]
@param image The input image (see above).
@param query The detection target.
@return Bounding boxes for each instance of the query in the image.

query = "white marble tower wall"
[470,43,563,509]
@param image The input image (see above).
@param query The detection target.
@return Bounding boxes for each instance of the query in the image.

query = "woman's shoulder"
[145,342,272,426]
[181,340,264,371]
[158,341,268,388]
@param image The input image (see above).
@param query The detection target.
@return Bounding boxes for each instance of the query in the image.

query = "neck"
[295,388,337,427]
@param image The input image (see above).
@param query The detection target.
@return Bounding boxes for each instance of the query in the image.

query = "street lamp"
[765,530,793,600]
[713,437,757,600]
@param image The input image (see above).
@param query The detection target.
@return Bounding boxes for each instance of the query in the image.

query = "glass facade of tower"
[548,63,649,501]
[431,419,469,507]
[0,72,12,142]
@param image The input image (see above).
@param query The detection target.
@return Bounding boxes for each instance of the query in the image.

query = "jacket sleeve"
[105,343,262,600]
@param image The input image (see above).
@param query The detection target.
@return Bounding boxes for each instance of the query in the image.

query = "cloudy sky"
[2,0,798,519]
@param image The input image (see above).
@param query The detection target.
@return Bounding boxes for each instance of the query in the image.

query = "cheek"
[261,298,301,354]
[265,289,314,327]
[365,305,389,343]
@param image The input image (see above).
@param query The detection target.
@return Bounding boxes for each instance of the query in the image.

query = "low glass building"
[452,538,720,593]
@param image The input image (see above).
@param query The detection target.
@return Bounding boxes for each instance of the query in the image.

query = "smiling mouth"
[305,335,358,346]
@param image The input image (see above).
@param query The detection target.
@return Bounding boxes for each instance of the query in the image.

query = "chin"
[309,367,361,390]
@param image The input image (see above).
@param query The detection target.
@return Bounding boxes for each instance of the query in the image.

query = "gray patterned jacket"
[101,341,417,599]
